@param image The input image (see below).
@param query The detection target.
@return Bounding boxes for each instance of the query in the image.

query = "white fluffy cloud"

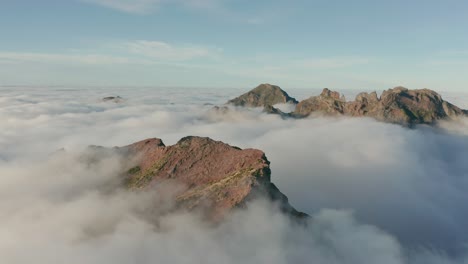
[1,86,468,263]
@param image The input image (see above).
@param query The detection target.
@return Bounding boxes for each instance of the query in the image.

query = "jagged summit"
[97,136,307,221]
[227,83,298,107]
[294,86,467,125]
[293,88,347,117]
[320,88,346,101]
[226,84,467,126]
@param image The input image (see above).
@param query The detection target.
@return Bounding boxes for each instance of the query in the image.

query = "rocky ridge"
[226,84,467,126]
[109,136,306,221]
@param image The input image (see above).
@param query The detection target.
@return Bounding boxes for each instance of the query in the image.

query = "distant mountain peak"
[227,84,298,107]
[226,84,467,126]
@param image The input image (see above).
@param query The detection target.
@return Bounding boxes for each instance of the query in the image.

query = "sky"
[1,0,468,91]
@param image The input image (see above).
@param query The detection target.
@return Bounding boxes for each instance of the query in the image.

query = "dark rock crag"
[262,105,291,119]
[116,136,306,221]
[102,96,123,103]
[227,83,298,107]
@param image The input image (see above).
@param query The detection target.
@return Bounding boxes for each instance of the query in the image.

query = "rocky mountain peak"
[355,91,379,103]
[320,88,345,101]
[293,89,347,117]
[222,83,467,126]
[111,136,306,221]
[227,84,298,107]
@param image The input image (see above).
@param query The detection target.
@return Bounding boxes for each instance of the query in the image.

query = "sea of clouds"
[1,86,468,264]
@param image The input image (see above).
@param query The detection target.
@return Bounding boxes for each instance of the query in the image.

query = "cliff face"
[227,84,298,107]
[116,136,305,221]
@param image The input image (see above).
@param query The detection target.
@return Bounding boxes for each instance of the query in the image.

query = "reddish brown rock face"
[119,136,304,221]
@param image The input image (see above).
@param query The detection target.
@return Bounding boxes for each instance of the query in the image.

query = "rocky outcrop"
[366,87,466,125]
[345,91,380,117]
[102,96,123,103]
[262,105,291,119]
[291,87,467,126]
[227,84,298,107]
[115,136,305,221]
[226,84,467,126]
[208,105,230,115]
[293,88,347,117]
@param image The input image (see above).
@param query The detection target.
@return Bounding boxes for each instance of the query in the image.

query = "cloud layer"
[1,86,468,263]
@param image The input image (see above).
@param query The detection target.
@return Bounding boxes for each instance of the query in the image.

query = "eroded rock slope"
[112,136,306,221]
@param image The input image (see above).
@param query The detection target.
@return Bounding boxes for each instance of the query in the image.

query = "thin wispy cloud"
[0,52,138,65]
[436,50,468,56]
[125,40,222,61]
[80,0,163,14]
[80,0,222,14]
[0,40,221,66]
[79,0,273,26]
[0,43,377,87]
[295,57,371,69]
[427,50,468,66]
[211,56,372,83]
[427,60,468,66]
[0,41,367,71]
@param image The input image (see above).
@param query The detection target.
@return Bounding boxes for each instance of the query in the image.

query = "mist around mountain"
[2,86,468,264]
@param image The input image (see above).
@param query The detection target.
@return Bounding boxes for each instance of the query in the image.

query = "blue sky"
[1,0,468,91]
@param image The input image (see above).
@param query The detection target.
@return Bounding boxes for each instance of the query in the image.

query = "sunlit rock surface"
[110,136,306,221]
